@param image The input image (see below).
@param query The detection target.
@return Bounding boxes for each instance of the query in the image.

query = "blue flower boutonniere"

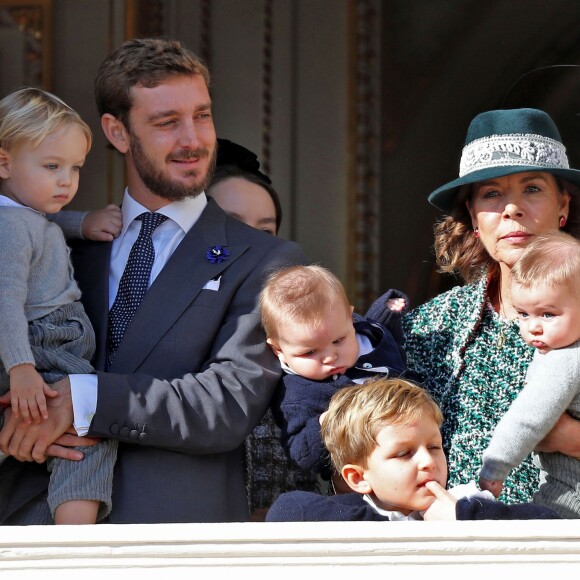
[206,245,230,264]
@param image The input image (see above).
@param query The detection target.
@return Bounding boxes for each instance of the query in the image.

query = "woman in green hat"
[401,108,580,503]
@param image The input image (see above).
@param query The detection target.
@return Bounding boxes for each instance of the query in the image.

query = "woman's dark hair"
[210,139,283,233]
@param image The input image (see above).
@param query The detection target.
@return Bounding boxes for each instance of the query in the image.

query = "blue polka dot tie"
[107,212,168,367]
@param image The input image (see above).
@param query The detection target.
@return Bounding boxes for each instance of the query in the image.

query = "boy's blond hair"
[512,231,580,297]
[0,87,92,152]
[259,265,351,343]
[321,377,443,472]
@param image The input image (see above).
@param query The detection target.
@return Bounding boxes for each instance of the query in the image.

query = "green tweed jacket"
[403,277,539,503]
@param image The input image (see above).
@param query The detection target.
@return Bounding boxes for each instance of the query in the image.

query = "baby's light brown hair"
[259,265,351,344]
[512,231,580,298]
[321,377,443,472]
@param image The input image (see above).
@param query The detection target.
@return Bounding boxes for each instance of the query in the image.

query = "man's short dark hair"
[94,37,210,128]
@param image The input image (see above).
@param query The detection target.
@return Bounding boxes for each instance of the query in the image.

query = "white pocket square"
[202,276,221,291]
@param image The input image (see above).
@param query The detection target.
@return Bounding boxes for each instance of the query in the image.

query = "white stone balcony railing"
[0,520,579,578]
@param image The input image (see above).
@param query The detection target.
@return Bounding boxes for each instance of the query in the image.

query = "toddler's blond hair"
[0,87,92,152]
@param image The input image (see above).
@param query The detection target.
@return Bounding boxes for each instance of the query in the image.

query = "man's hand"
[81,204,122,241]
[0,377,75,463]
[422,481,458,521]
[536,413,580,457]
[47,431,100,460]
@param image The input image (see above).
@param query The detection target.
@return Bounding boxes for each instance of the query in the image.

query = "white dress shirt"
[70,189,207,434]
[362,493,423,521]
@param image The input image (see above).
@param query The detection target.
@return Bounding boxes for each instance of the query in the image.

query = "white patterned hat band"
[428,108,580,211]
[459,133,569,178]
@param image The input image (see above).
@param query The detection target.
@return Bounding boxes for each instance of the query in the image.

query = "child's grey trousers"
[0,301,117,521]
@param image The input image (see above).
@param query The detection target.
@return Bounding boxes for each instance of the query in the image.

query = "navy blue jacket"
[271,312,408,476]
[266,491,561,522]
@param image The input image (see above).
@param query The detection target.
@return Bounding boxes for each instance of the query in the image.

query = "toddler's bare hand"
[478,477,503,498]
[386,297,406,311]
[81,204,122,241]
[9,364,56,423]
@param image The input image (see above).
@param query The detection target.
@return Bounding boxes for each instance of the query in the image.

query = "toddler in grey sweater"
[0,87,117,524]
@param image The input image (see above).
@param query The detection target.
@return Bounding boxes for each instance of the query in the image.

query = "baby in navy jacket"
[260,265,408,480]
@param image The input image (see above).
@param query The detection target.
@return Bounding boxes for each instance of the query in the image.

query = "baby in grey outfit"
[480,232,580,518]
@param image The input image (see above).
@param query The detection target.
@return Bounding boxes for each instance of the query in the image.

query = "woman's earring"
[559,216,567,228]
[474,227,480,238]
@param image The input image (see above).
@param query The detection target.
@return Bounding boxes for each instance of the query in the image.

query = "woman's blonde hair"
[512,231,580,297]
[0,87,92,152]
[259,265,351,343]
[434,178,580,283]
[321,377,443,471]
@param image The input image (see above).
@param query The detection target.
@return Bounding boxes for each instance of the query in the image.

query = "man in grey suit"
[0,38,304,524]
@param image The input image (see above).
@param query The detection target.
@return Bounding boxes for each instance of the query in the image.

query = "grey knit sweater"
[0,205,81,371]
[47,209,88,239]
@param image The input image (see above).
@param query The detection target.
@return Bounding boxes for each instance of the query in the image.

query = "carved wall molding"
[347,0,381,311]
[261,0,273,176]
[125,0,164,39]
[198,0,211,68]
[0,0,52,91]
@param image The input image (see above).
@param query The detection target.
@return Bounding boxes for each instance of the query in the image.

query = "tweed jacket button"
[129,429,139,440]
[119,426,130,437]
[110,424,119,435]
[138,432,147,441]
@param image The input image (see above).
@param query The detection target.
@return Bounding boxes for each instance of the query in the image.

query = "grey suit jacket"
[0,200,305,523]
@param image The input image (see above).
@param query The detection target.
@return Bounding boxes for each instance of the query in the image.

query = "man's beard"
[130,135,217,202]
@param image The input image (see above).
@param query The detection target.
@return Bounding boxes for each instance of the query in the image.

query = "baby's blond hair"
[0,87,92,152]
[321,377,443,471]
[512,231,580,297]
[259,265,351,343]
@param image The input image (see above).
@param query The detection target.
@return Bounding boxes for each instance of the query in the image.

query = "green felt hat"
[428,108,580,211]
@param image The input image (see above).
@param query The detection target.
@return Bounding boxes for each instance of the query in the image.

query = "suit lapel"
[109,200,249,373]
